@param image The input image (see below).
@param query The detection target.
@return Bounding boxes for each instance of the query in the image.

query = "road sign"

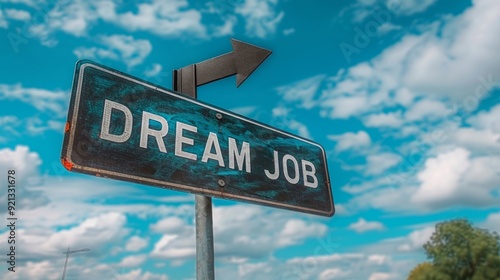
[61,60,334,217]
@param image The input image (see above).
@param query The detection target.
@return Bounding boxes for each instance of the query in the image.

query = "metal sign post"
[172,38,271,280]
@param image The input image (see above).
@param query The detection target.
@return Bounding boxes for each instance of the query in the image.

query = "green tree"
[407,262,451,280]
[422,219,500,280]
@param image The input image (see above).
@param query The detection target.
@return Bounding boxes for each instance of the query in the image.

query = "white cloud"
[0,145,41,180]
[0,115,19,124]
[283,28,295,35]
[125,236,148,252]
[230,106,257,117]
[116,0,206,38]
[365,152,401,175]
[118,255,147,267]
[450,127,500,154]
[369,272,394,280]
[26,117,64,134]
[144,63,163,77]
[151,233,195,259]
[405,99,450,122]
[278,219,328,246]
[212,15,237,37]
[74,35,151,68]
[272,106,290,117]
[411,147,500,209]
[377,23,401,35]
[319,268,349,280]
[238,262,272,277]
[328,131,372,153]
[236,0,284,38]
[150,216,188,233]
[402,1,500,100]
[276,75,326,109]
[482,212,500,233]
[327,0,500,122]
[0,83,67,116]
[111,269,168,280]
[0,9,8,28]
[102,35,152,68]
[39,212,128,253]
[74,35,152,68]
[411,148,470,205]
[0,115,20,137]
[149,205,328,261]
[28,0,207,45]
[468,104,500,133]
[285,119,313,139]
[364,111,403,128]
[283,253,408,280]
[348,218,385,233]
[0,146,48,210]
[397,226,434,252]
[5,8,31,20]
[349,0,436,24]
[386,0,437,16]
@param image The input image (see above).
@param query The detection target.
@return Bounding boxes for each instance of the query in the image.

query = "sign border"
[61,60,335,217]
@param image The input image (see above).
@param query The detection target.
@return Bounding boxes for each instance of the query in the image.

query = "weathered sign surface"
[61,60,334,216]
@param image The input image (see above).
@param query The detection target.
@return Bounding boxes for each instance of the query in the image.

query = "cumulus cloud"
[0,146,49,209]
[482,212,500,233]
[0,9,8,28]
[365,153,401,175]
[5,8,31,20]
[276,75,326,109]
[328,131,372,153]
[115,0,206,37]
[27,0,206,44]
[149,204,328,261]
[0,83,68,116]
[397,226,434,252]
[236,0,284,38]
[144,63,163,77]
[364,111,404,128]
[125,236,148,252]
[348,218,385,233]
[411,147,499,208]
[468,104,500,133]
[74,34,152,68]
[385,0,437,15]
[326,0,500,122]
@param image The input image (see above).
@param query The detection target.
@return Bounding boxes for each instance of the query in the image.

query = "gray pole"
[173,65,215,280]
[171,39,270,280]
[61,246,91,280]
[61,246,70,280]
[195,195,215,279]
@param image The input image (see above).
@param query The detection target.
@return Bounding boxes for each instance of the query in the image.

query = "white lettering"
[228,138,251,173]
[100,100,133,143]
[140,111,168,153]
[264,150,280,180]
[175,122,198,160]
[283,154,300,184]
[202,132,225,167]
[302,160,318,188]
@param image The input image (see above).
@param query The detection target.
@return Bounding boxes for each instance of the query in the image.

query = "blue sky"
[1,0,500,279]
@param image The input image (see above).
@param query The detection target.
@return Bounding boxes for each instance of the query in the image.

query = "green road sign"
[61,60,334,217]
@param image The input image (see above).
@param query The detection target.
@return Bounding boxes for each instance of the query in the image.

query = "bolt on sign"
[61,60,334,217]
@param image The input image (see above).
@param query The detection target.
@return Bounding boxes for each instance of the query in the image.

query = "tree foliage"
[407,262,449,280]
[408,219,500,280]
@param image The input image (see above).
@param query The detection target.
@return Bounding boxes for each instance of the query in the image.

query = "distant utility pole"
[61,246,91,280]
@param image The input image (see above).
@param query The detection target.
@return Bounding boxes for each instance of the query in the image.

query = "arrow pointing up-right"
[173,39,271,96]
[231,39,272,87]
